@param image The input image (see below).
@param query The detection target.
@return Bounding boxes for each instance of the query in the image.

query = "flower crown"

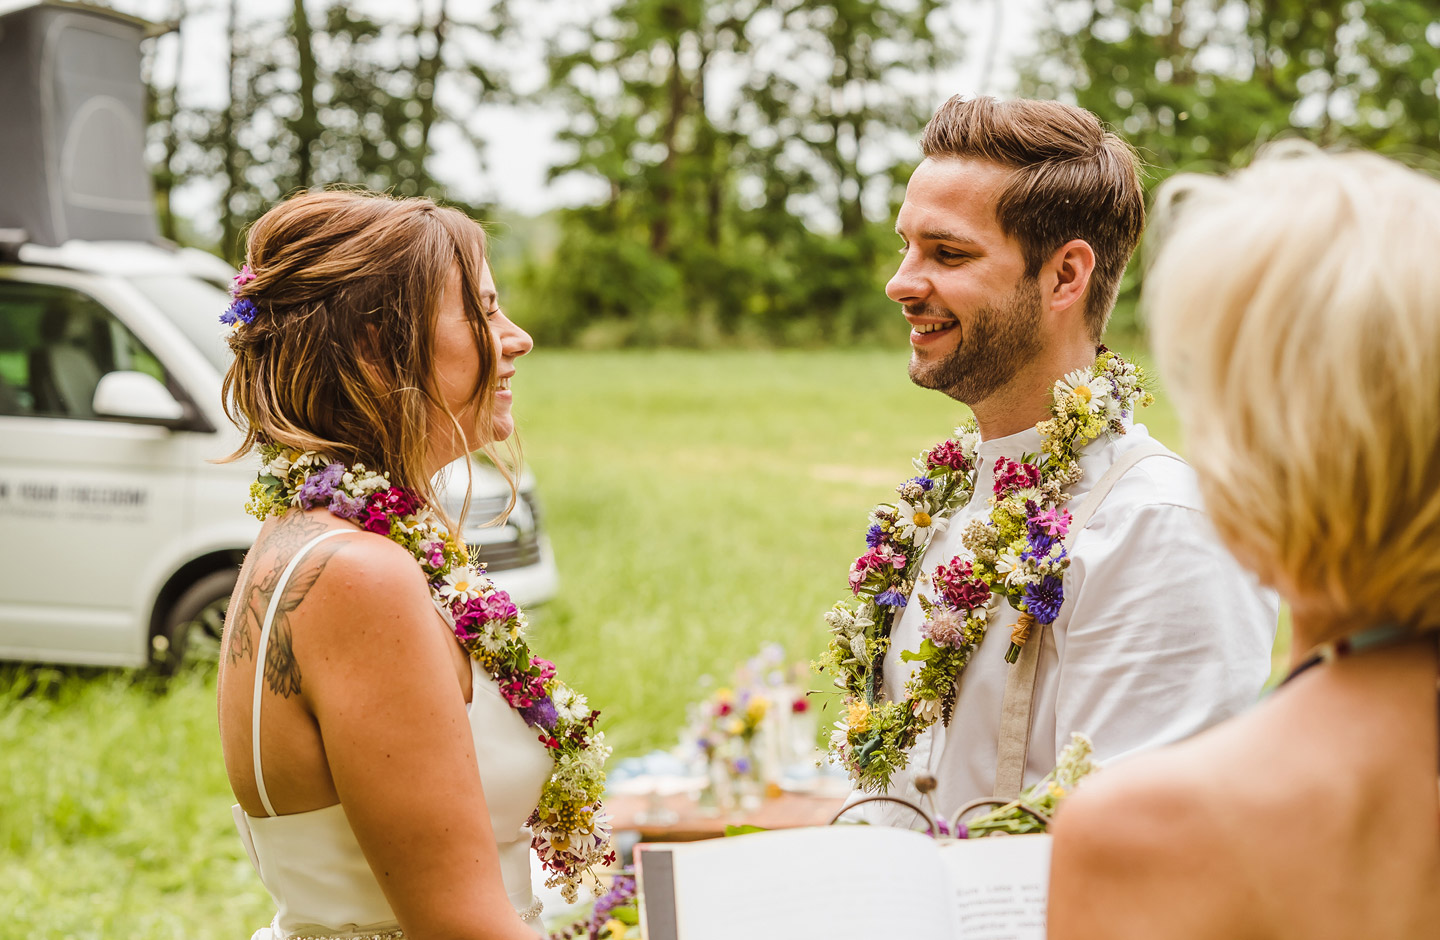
[220,264,258,334]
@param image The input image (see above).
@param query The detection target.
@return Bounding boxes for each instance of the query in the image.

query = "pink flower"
[1029,507,1071,538]
[359,506,392,535]
[993,458,1041,497]
[934,557,991,612]
[920,607,967,648]
[926,439,971,473]
[849,545,908,594]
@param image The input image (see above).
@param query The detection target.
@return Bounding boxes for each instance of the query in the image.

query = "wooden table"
[605,790,848,842]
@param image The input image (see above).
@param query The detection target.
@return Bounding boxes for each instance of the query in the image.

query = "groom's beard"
[907,277,1044,407]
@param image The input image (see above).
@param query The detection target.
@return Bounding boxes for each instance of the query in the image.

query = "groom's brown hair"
[921,97,1144,341]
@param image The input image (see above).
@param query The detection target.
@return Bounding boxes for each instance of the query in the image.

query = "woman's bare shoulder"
[226,511,440,692]
[1047,722,1281,940]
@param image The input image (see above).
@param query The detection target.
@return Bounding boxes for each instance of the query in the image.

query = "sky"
[65,0,1044,229]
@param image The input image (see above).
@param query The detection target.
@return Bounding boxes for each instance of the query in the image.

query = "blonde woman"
[1046,147,1440,938]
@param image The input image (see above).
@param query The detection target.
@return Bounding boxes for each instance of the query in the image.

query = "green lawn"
[0,347,1281,937]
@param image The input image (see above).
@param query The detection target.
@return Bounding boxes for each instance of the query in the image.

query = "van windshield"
[126,274,233,372]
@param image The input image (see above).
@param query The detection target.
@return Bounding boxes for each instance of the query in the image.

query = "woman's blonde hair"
[1146,144,1440,639]
[221,190,510,518]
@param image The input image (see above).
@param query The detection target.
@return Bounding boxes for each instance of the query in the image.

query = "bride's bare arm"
[296,534,537,940]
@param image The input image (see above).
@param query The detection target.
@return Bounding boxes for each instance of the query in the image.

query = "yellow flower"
[603,919,631,939]
[715,687,733,703]
[745,697,769,723]
[846,700,871,735]
[725,718,745,736]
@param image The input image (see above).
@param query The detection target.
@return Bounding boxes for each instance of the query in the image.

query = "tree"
[1025,0,1440,176]
[1024,0,1440,329]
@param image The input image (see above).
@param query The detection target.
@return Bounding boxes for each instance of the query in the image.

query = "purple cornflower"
[220,297,258,326]
[875,589,908,608]
[519,696,559,730]
[864,524,885,548]
[1023,575,1064,624]
[296,462,345,508]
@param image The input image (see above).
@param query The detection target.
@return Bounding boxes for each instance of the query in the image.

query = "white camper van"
[0,239,559,673]
[0,2,557,672]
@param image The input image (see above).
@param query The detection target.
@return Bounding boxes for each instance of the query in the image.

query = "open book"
[636,826,1050,940]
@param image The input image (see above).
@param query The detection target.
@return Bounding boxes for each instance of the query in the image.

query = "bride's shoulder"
[250,510,435,635]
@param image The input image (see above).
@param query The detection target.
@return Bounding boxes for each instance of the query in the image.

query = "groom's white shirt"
[855,418,1278,827]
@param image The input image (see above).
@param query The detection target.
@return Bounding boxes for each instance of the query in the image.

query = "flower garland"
[817,349,1152,792]
[245,444,614,902]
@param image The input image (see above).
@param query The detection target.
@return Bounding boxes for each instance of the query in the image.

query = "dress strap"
[251,528,361,817]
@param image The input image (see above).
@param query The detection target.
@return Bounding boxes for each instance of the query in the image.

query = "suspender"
[250,528,359,817]
[991,437,1183,799]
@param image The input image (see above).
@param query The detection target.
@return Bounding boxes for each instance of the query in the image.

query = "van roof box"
[0,1,163,247]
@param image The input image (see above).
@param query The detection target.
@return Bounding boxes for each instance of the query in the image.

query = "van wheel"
[151,569,237,676]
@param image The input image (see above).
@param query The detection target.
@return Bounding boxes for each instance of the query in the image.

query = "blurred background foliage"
[136,0,1440,345]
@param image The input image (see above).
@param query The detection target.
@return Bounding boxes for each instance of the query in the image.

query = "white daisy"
[912,696,942,722]
[437,566,487,602]
[897,499,948,545]
[996,550,1038,588]
[1055,368,1103,413]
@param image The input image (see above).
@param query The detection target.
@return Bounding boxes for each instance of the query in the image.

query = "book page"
[665,826,954,940]
[938,835,1051,940]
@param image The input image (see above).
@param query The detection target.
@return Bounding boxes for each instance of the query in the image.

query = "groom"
[842,97,1277,825]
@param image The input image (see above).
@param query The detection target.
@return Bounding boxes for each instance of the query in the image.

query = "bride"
[216,191,611,939]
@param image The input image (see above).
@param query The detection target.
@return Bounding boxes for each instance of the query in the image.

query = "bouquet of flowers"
[681,645,817,806]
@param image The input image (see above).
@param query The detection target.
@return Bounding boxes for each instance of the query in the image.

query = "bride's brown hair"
[221,190,504,512]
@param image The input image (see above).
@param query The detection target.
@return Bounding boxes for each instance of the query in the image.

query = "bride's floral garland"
[246,445,614,902]
[818,349,1152,792]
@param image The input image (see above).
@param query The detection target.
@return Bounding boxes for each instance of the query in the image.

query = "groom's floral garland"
[817,350,1152,792]
[246,445,614,902]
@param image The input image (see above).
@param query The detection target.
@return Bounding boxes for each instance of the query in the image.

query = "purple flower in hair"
[220,297,258,326]
[864,524,885,548]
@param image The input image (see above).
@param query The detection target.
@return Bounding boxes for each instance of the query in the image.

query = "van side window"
[0,281,168,419]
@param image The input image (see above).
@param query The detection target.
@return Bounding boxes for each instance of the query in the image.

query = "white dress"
[231,529,554,939]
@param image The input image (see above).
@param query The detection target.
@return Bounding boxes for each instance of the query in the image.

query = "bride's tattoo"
[224,512,345,698]
[262,539,344,698]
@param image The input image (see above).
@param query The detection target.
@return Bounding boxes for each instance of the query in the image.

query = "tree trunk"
[413,0,449,182]
[651,38,687,256]
[155,1,186,242]
[220,0,243,261]
[292,0,320,188]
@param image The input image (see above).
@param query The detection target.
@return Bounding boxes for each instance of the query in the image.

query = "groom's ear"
[1043,239,1096,320]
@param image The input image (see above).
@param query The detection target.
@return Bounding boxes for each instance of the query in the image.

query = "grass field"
[0,347,1280,938]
